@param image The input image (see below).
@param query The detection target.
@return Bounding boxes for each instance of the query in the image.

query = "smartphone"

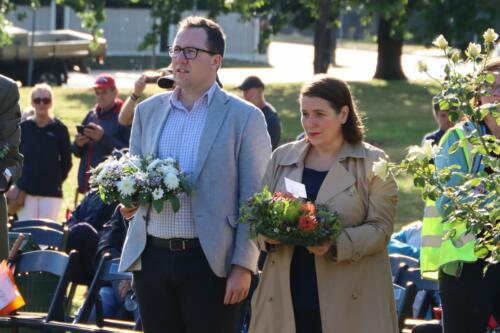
[76,125,85,134]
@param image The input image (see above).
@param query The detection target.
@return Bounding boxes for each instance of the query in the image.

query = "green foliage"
[238,187,342,246]
[391,29,500,265]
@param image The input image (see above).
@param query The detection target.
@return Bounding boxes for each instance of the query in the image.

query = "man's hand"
[120,204,138,220]
[306,242,331,256]
[74,133,90,147]
[16,190,26,207]
[223,265,251,305]
[84,122,104,142]
[118,280,132,299]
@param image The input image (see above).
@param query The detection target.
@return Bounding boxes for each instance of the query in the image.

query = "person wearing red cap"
[72,74,131,194]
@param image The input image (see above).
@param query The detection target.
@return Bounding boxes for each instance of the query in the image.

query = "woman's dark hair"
[300,75,364,144]
[179,16,226,57]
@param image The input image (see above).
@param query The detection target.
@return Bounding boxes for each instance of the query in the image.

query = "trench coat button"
[271,260,275,265]
[268,297,273,302]
[351,292,358,300]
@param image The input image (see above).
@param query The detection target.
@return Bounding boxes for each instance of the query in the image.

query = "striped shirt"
[147,82,219,239]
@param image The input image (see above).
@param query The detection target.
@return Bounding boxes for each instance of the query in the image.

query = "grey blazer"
[118,87,272,277]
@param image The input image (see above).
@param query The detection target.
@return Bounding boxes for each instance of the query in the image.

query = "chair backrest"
[396,268,439,318]
[75,254,133,324]
[12,219,65,232]
[394,282,417,330]
[10,226,66,251]
[13,250,78,322]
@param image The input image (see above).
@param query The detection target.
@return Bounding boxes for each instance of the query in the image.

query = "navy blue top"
[17,118,72,197]
[290,167,328,310]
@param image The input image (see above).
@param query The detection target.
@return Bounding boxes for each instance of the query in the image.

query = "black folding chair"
[10,226,67,251]
[396,268,439,319]
[45,253,141,333]
[394,282,417,333]
[12,218,65,232]
[0,250,78,332]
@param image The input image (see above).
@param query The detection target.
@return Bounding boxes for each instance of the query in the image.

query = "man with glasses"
[72,74,131,194]
[0,74,23,260]
[119,16,271,333]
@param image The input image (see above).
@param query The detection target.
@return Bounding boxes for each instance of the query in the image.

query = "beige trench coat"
[250,140,399,333]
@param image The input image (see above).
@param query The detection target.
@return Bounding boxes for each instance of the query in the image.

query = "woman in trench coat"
[250,75,399,333]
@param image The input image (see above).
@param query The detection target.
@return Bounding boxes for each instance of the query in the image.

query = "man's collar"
[171,81,220,110]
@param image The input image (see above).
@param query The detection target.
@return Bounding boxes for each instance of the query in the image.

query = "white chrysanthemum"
[117,176,136,196]
[483,28,498,44]
[372,158,389,181]
[433,34,448,50]
[147,159,162,171]
[163,173,180,190]
[422,139,440,160]
[152,188,164,200]
[159,165,179,176]
[407,145,426,161]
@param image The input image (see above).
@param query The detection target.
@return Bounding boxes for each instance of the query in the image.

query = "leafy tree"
[230,0,341,74]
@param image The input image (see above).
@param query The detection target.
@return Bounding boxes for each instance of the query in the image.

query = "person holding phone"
[118,69,174,126]
[72,74,131,194]
[15,83,72,221]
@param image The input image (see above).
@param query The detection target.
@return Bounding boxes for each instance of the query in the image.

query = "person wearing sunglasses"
[14,83,72,221]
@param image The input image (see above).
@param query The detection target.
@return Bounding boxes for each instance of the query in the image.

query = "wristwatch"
[130,93,141,101]
[0,168,12,192]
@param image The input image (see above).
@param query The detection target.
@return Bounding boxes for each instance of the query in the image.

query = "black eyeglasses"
[33,97,52,105]
[168,46,217,60]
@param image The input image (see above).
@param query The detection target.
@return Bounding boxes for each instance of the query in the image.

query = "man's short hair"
[178,16,226,57]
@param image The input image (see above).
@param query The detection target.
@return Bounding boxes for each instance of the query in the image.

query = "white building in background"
[7,1,265,62]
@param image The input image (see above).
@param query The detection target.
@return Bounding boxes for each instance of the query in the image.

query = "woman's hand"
[120,204,138,220]
[262,235,281,245]
[307,242,331,256]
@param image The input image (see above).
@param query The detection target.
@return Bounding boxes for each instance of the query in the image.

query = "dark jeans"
[66,222,99,285]
[133,241,241,333]
[439,261,500,333]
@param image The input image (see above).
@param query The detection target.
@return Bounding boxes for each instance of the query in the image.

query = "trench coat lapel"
[151,97,171,157]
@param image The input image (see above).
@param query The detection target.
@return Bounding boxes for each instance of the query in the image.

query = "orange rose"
[298,215,318,231]
[300,202,316,215]
[273,192,296,200]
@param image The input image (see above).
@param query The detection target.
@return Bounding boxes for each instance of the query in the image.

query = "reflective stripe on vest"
[420,126,478,280]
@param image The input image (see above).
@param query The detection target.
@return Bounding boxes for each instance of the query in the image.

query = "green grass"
[19,79,439,229]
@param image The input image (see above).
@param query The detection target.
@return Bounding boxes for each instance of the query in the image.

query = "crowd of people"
[0,14,498,333]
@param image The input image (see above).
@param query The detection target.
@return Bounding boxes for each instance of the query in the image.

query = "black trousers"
[133,241,241,333]
[439,261,500,333]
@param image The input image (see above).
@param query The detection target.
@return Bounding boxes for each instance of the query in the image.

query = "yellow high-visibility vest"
[420,126,478,280]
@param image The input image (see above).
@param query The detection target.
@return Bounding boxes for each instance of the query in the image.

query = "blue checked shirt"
[147,82,219,239]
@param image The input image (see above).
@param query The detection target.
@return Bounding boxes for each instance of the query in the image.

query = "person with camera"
[72,74,131,194]
[15,83,72,221]
[118,70,174,126]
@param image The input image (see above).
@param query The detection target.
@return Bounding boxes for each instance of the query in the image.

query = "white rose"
[147,159,162,171]
[432,34,448,50]
[483,28,498,44]
[152,188,164,200]
[164,157,176,164]
[450,49,461,63]
[466,42,481,59]
[407,145,426,161]
[417,60,428,73]
[422,139,440,160]
[163,173,180,190]
[117,176,136,196]
[372,158,389,181]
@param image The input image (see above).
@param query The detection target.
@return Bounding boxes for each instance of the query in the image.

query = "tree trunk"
[373,17,406,80]
[331,28,337,67]
[313,0,332,74]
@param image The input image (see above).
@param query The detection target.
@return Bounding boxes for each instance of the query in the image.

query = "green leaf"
[448,141,461,154]
[153,199,164,213]
[169,196,181,213]
[486,73,496,84]
[413,177,425,188]
[474,245,489,258]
